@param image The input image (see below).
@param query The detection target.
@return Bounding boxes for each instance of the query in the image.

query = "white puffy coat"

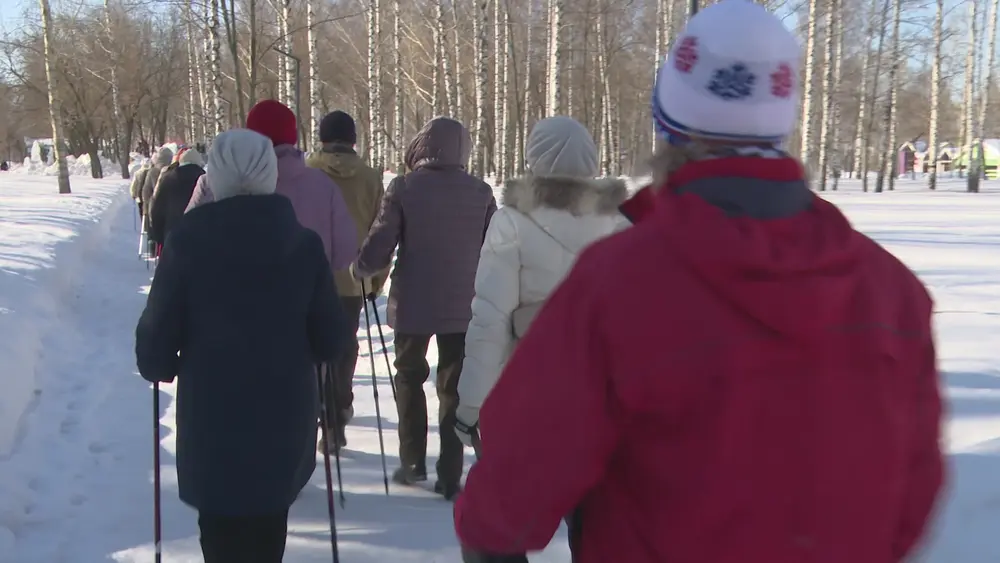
[457,174,629,425]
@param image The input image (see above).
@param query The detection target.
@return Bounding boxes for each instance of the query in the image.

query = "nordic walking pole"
[361,280,391,495]
[317,365,344,561]
[152,382,162,563]
[364,286,398,402]
[319,364,345,508]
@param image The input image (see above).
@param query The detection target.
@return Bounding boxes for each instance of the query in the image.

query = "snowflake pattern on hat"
[770,63,793,98]
[707,63,756,100]
[674,36,699,73]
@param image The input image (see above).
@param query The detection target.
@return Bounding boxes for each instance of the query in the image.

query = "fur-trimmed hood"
[501,174,628,216]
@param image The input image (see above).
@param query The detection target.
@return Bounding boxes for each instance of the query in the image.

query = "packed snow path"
[0,178,998,561]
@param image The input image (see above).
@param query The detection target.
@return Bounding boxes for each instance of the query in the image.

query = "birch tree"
[103,0,128,178]
[546,0,563,115]
[367,0,381,168]
[39,0,70,193]
[474,0,489,176]
[927,0,944,190]
[307,0,320,151]
[393,0,404,173]
[830,0,843,190]
[799,0,819,167]
[856,0,890,191]
[597,7,612,176]
[452,2,464,121]
[281,0,294,108]
[519,0,534,174]
[875,0,902,193]
[186,3,203,143]
[817,0,837,191]
[963,0,978,185]
[493,0,506,181]
[972,0,998,192]
[211,0,224,135]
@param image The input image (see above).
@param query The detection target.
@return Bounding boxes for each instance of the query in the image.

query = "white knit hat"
[525,116,599,178]
[179,147,204,167]
[652,0,800,145]
[205,129,278,201]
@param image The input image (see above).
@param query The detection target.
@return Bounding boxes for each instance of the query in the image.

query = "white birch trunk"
[452,3,464,121]
[499,4,510,182]
[199,0,211,139]
[963,0,978,185]
[103,0,128,178]
[493,0,503,178]
[928,0,944,190]
[282,0,293,107]
[393,0,403,172]
[307,0,320,152]
[520,0,534,174]
[39,0,70,193]
[211,0,224,135]
[817,0,836,191]
[830,0,843,189]
[474,0,489,176]
[799,0,820,167]
[186,3,203,143]
[546,0,563,115]
[876,0,902,192]
[367,0,381,168]
[972,0,998,192]
[436,0,454,116]
[597,10,612,176]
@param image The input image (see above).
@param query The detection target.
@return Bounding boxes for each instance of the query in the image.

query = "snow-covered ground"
[0,175,997,562]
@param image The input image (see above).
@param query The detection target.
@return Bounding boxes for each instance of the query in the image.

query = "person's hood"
[274,143,310,183]
[502,173,626,217]
[154,147,174,167]
[405,117,471,171]
[658,156,866,341]
[306,146,363,179]
[502,173,627,252]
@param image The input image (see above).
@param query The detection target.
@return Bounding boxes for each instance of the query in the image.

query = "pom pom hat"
[652,0,801,145]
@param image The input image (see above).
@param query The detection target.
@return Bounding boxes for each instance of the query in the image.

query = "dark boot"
[391,464,428,485]
[434,480,462,501]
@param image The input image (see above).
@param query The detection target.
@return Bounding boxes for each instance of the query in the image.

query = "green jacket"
[307,145,389,297]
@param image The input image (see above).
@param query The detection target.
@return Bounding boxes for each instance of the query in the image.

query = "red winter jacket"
[454,156,944,563]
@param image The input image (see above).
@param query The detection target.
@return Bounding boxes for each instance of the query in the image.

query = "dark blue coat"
[136,193,346,516]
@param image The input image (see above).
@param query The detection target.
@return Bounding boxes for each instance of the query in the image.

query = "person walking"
[148,147,206,251]
[141,146,174,227]
[455,2,944,561]
[135,128,347,563]
[454,116,626,560]
[185,100,358,272]
[307,110,389,453]
[130,158,152,216]
[351,116,496,500]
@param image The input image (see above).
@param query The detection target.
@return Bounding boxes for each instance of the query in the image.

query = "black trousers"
[198,510,289,563]
[394,332,466,486]
[324,295,364,423]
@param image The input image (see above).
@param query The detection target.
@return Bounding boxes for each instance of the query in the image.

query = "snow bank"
[0,176,129,458]
[15,153,122,178]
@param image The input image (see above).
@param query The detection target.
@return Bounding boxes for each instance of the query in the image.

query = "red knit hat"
[246,99,298,146]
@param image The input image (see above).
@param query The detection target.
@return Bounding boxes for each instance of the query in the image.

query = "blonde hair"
[647,138,809,190]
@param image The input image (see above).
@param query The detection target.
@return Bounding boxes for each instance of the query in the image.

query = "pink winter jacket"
[185,144,358,271]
